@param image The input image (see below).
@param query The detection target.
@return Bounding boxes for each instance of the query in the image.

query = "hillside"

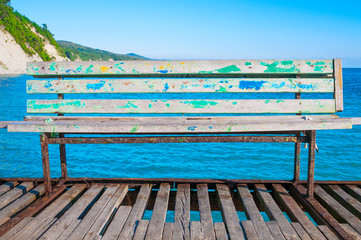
[0,1,147,74]
[58,41,147,61]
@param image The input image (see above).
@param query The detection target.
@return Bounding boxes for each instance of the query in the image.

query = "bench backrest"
[26,59,343,115]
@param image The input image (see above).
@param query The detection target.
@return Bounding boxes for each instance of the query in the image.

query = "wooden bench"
[5,59,357,197]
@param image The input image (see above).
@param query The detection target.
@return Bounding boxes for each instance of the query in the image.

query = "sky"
[10,0,361,67]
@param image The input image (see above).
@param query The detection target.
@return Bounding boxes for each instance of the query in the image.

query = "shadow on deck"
[0,179,360,239]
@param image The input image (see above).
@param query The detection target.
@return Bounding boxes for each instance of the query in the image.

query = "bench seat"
[8,115,352,134]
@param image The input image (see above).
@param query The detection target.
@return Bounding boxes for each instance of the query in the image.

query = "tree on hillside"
[0,0,11,20]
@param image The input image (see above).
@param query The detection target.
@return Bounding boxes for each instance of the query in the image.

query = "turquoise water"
[0,70,361,181]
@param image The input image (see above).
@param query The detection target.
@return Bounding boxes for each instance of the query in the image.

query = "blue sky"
[11,0,361,67]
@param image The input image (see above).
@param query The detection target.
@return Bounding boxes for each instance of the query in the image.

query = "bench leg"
[40,133,52,195]
[59,133,67,180]
[293,132,301,183]
[307,130,316,197]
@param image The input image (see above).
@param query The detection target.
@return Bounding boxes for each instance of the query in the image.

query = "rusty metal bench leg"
[293,131,301,183]
[59,133,67,180]
[40,133,51,195]
[307,130,316,197]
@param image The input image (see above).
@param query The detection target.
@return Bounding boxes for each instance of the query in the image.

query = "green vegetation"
[0,0,65,61]
[58,41,147,61]
[0,0,147,62]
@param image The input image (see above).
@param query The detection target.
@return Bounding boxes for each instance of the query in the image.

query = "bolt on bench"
[6,59,357,198]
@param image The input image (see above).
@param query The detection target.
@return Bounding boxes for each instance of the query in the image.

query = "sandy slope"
[0,29,67,74]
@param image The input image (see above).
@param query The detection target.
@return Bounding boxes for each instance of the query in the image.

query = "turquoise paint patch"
[181,100,218,108]
[238,80,267,90]
[114,62,125,73]
[86,80,106,91]
[116,101,139,109]
[29,100,85,110]
[49,63,56,71]
[245,62,252,66]
[76,65,83,72]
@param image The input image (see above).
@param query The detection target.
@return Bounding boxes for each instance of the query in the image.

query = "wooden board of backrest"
[26,59,343,114]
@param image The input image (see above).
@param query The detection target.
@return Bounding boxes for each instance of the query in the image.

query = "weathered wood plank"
[197,184,216,240]
[0,182,18,196]
[190,221,201,240]
[271,184,326,240]
[315,185,361,234]
[67,184,120,240]
[0,182,34,209]
[173,184,191,240]
[293,184,354,240]
[0,217,33,240]
[26,99,336,114]
[102,206,132,240]
[216,184,244,240]
[162,222,174,240]
[291,222,312,240]
[214,222,228,240]
[333,58,343,112]
[118,184,152,240]
[237,184,273,240]
[83,184,128,239]
[8,184,86,240]
[326,184,361,219]
[57,219,81,240]
[341,223,361,240]
[133,220,149,240]
[242,220,259,240]
[0,184,44,225]
[344,185,361,202]
[254,184,300,240]
[266,221,286,240]
[145,183,170,240]
[27,60,334,76]
[23,114,340,122]
[8,118,352,134]
[27,78,334,94]
[317,225,339,240]
[40,184,104,240]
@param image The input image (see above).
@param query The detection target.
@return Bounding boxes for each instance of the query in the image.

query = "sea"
[1,69,361,182]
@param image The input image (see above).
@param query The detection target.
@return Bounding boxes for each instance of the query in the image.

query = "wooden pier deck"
[0,180,361,239]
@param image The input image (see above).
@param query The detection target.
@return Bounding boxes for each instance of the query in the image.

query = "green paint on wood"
[85,65,94,74]
[216,86,227,92]
[216,65,241,73]
[245,62,252,66]
[261,61,299,73]
[130,125,138,133]
[199,65,241,74]
[281,60,293,65]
